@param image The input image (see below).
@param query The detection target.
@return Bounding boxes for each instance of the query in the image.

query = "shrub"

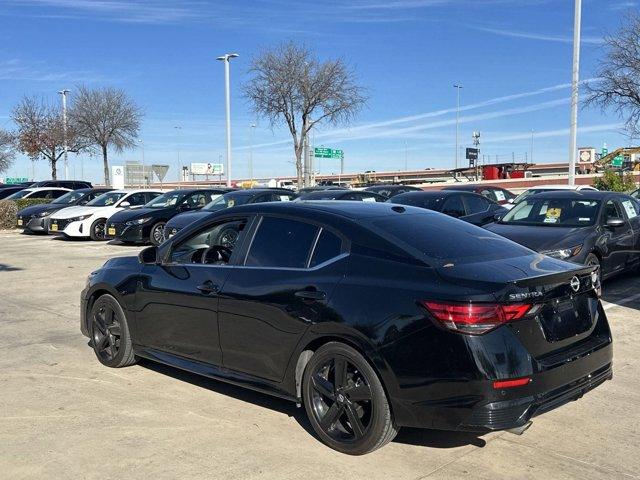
[14,198,52,211]
[0,200,18,230]
[594,170,638,192]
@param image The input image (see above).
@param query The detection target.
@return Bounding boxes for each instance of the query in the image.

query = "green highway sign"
[4,177,28,184]
[611,155,624,168]
[314,147,344,159]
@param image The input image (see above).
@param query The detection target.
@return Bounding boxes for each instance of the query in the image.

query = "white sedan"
[48,189,163,240]
[6,187,71,200]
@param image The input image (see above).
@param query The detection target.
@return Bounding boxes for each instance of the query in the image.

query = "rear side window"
[246,217,318,268]
[310,230,342,267]
[369,213,531,265]
[463,194,491,214]
[442,195,465,217]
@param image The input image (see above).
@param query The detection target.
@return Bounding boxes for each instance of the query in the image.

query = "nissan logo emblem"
[570,276,580,292]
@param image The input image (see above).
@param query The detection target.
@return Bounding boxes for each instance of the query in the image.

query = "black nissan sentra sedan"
[16,188,112,233]
[486,191,640,282]
[105,188,229,245]
[81,201,612,455]
[389,190,507,226]
[163,188,297,240]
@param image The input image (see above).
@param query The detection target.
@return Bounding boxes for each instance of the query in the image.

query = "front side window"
[245,217,318,268]
[603,200,624,222]
[170,218,249,264]
[88,192,127,206]
[502,198,600,227]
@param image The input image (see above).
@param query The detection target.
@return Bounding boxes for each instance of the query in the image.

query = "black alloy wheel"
[89,294,137,368]
[150,222,166,246]
[302,342,397,455]
[90,218,107,241]
[585,253,602,293]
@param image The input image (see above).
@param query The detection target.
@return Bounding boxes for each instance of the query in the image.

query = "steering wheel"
[201,245,233,265]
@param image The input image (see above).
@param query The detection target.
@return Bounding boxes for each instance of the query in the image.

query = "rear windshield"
[204,191,253,210]
[369,213,532,265]
[501,198,600,227]
[390,194,444,210]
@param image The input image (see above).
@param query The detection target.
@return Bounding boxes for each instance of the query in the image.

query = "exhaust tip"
[506,421,532,436]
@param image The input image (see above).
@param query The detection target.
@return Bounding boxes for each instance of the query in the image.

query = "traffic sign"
[4,177,28,184]
[314,147,344,159]
[611,155,624,168]
[151,164,169,182]
[466,148,479,161]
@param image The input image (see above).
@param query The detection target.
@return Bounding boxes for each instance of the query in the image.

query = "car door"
[134,215,252,365]
[600,198,634,276]
[619,196,640,269]
[218,215,347,382]
[461,194,499,225]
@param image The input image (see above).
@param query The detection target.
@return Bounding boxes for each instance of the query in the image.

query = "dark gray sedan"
[485,190,640,281]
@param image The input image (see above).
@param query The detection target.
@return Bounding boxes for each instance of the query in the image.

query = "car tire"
[89,294,137,368]
[585,253,601,279]
[89,218,107,241]
[302,342,398,455]
[149,221,166,246]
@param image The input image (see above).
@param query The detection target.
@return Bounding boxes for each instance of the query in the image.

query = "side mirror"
[493,213,504,222]
[120,201,131,208]
[138,246,159,265]
[606,218,625,228]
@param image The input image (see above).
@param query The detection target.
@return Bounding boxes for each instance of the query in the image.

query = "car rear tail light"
[421,301,533,335]
[493,377,531,389]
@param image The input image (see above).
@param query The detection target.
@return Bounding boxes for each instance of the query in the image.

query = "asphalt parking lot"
[0,230,639,480]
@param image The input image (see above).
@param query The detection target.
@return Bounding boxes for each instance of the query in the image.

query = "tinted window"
[369,213,532,265]
[310,229,342,267]
[48,190,68,199]
[52,190,86,204]
[391,194,444,210]
[603,200,623,221]
[145,192,162,203]
[170,218,248,264]
[463,194,491,214]
[442,195,465,217]
[246,217,318,268]
[125,193,147,206]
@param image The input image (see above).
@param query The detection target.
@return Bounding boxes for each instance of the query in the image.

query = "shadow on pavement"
[0,263,23,272]
[602,270,640,312]
[139,359,488,450]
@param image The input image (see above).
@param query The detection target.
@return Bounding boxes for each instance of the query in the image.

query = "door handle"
[295,289,326,301]
[197,281,220,295]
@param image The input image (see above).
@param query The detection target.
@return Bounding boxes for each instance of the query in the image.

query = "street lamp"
[568,0,582,186]
[58,89,70,180]
[249,123,256,184]
[453,85,463,170]
[216,53,239,187]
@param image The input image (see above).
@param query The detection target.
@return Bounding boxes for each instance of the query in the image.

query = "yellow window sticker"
[546,208,561,218]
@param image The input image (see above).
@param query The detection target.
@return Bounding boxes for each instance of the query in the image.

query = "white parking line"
[603,292,640,311]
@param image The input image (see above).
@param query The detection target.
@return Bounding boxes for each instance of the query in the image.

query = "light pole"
[174,126,182,183]
[58,89,70,180]
[454,85,463,170]
[568,0,582,186]
[217,53,239,187]
[138,139,145,187]
[249,123,256,184]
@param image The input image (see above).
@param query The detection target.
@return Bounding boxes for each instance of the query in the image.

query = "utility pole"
[530,129,535,164]
[569,0,582,186]
[453,85,463,170]
[138,139,145,188]
[58,89,70,180]
[217,53,239,187]
[249,123,256,184]
[174,126,182,183]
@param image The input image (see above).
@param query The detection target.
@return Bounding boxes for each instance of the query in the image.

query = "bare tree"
[70,86,142,186]
[585,13,640,137]
[12,96,82,179]
[244,42,367,186]
[0,129,15,174]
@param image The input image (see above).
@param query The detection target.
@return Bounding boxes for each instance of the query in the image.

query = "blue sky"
[0,0,638,183]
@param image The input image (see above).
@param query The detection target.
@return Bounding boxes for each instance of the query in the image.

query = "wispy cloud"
[0,58,108,83]
[609,1,638,11]
[240,80,595,150]
[484,123,623,143]
[473,26,603,45]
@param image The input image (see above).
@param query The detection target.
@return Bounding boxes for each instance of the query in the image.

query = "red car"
[441,184,516,205]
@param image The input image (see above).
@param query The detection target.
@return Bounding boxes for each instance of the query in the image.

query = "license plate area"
[17,219,23,226]
[537,293,596,342]
[108,227,116,236]
[51,223,58,231]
